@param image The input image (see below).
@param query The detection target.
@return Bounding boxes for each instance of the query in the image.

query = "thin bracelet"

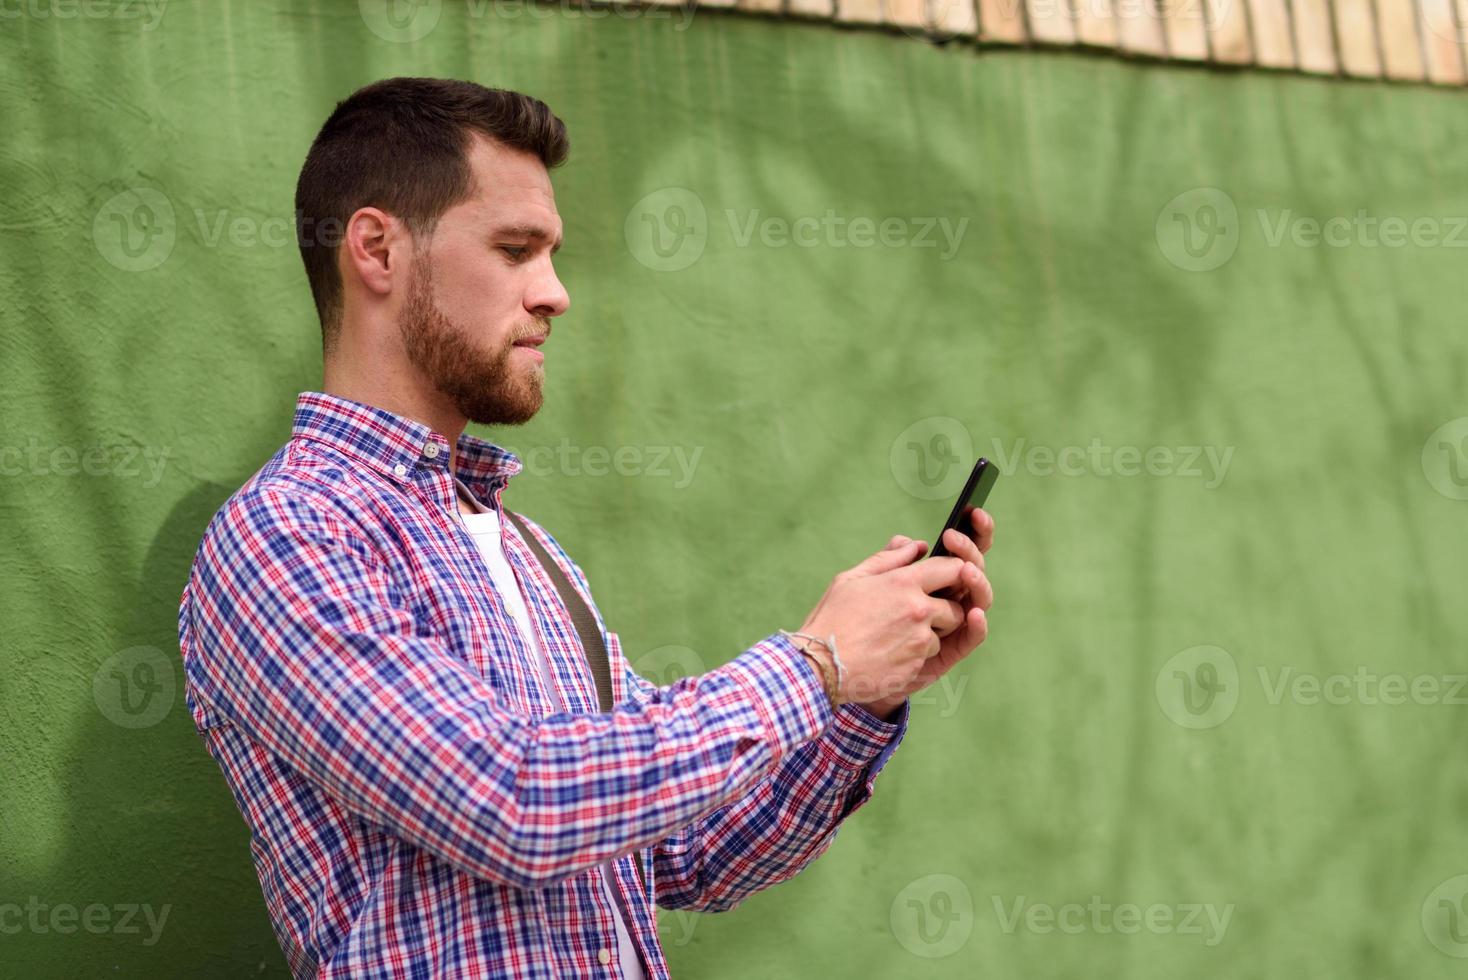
[778,629,847,705]
[780,630,847,696]
[796,646,839,706]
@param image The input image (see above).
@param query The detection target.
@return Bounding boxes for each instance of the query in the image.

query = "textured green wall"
[4,2,1468,977]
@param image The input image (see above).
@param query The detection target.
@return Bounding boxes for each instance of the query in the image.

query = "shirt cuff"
[719,631,836,766]
[825,698,909,819]
[820,697,910,773]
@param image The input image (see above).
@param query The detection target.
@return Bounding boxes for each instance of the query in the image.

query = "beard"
[397,254,546,427]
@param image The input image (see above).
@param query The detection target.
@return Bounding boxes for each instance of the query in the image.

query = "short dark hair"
[294,77,569,353]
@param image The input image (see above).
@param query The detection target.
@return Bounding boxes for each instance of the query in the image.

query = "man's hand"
[795,509,994,721]
[855,508,994,721]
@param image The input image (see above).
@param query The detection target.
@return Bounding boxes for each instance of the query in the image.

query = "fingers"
[940,527,984,570]
[852,539,926,577]
[924,594,966,636]
[908,555,969,593]
[962,562,993,611]
[968,507,994,554]
[920,559,992,612]
[956,606,989,653]
[884,534,927,558]
[922,600,990,663]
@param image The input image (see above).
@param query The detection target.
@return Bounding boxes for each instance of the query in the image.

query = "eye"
[500,245,529,261]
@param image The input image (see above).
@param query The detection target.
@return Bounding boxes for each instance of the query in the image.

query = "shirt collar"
[290,390,523,502]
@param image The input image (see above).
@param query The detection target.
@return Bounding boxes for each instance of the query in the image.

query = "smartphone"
[925,457,999,560]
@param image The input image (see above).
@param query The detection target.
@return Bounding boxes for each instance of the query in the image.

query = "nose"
[526,260,570,319]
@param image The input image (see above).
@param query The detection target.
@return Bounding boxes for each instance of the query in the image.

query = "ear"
[342,206,407,300]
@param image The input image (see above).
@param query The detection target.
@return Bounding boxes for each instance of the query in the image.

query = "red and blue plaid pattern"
[177,391,909,979]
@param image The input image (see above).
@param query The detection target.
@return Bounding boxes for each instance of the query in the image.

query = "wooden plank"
[1247,0,1296,66]
[932,0,981,37]
[978,0,1030,40]
[1205,0,1252,62]
[883,0,929,28]
[1459,0,1468,74]
[1159,0,1210,59]
[714,0,1467,87]
[1291,0,1340,72]
[1027,0,1078,41]
[1418,0,1468,82]
[1114,0,1168,54]
[1332,0,1383,75]
[1376,0,1427,78]
[836,0,884,20]
[1416,0,1468,52]
[1073,0,1120,47]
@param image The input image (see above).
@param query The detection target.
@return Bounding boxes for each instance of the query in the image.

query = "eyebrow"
[493,224,563,255]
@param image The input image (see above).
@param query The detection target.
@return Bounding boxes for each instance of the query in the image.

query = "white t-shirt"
[454,479,648,980]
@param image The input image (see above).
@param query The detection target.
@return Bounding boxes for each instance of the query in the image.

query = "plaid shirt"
[177,391,910,979]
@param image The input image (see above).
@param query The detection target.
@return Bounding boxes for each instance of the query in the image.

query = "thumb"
[851,538,926,576]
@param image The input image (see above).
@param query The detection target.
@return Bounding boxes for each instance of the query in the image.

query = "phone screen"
[926,457,999,560]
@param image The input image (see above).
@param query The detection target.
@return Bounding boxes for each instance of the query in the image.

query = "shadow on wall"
[38,476,290,976]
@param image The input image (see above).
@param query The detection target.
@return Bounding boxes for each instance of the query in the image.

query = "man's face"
[397,133,568,426]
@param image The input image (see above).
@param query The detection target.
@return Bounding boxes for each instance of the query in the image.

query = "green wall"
[4,2,1468,977]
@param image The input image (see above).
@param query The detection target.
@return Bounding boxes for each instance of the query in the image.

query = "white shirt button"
[393,463,408,477]
[424,443,440,459]
[597,948,611,965]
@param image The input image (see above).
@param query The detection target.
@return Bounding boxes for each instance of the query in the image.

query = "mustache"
[512,319,552,344]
